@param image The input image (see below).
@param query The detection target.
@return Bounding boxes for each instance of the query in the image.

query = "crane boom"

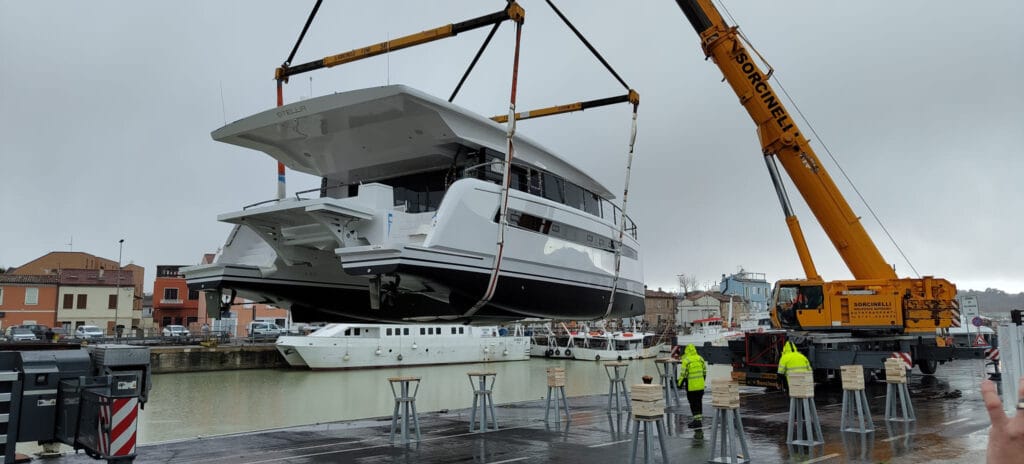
[675,0,895,281]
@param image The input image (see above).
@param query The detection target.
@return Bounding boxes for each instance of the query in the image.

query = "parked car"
[162,325,190,337]
[74,325,104,339]
[248,322,285,338]
[6,327,38,341]
[20,324,50,339]
[50,327,69,341]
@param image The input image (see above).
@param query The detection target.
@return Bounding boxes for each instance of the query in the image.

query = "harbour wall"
[150,345,286,374]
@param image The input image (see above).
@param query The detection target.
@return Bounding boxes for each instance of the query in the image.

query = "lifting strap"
[462,18,524,319]
[273,0,324,200]
[604,102,639,318]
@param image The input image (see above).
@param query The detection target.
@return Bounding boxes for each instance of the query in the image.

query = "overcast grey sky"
[2,1,1022,295]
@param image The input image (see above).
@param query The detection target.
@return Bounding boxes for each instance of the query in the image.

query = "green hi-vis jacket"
[777,340,812,383]
[678,344,707,392]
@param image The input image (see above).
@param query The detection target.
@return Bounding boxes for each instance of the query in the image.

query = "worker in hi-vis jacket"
[777,340,812,388]
[678,344,707,428]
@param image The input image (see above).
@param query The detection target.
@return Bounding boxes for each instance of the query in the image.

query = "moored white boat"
[674,317,742,348]
[529,323,663,361]
[570,330,664,361]
[277,323,529,370]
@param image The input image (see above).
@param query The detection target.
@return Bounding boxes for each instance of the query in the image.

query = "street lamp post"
[116,239,124,339]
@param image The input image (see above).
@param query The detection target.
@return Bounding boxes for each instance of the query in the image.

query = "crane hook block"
[507,2,525,23]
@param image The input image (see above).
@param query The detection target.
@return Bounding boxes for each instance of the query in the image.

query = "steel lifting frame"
[275,2,525,83]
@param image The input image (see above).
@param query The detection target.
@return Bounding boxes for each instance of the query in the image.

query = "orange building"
[12,252,144,311]
[152,265,200,329]
[0,274,59,328]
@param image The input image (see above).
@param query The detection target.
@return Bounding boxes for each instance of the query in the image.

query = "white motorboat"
[570,330,665,361]
[529,323,663,361]
[276,323,529,369]
[674,317,742,349]
[183,85,644,324]
[738,311,773,332]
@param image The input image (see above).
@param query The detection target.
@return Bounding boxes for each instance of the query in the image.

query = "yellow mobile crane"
[674,0,982,382]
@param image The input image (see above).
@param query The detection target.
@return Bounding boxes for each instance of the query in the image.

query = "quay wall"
[150,345,287,374]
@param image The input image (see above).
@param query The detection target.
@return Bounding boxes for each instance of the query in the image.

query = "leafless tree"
[677,273,699,296]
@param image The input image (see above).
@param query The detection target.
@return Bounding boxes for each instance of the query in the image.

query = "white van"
[248,321,284,337]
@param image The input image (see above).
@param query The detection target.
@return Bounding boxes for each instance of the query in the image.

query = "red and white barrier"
[98,397,138,457]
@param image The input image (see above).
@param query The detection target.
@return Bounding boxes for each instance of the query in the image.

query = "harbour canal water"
[139,357,722,443]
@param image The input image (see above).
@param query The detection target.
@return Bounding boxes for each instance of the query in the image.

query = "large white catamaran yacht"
[183,85,644,324]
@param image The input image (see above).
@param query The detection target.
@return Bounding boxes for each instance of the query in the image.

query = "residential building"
[719,270,771,320]
[676,291,732,327]
[140,293,155,331]
[0,274,59,329]
[152,265,200,329]
[12,251,145,311]
[55,269,137,333]
[643,287,677,329]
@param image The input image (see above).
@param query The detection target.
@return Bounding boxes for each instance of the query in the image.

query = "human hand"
[981,377,1024,464]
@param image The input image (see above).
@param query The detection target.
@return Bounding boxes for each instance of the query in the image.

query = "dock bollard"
[387,376,422,444]
[629,380,670,464]
[707,379,751,464]
[839,365,875,433]
[785,371,824,446]
[883,358,915,422]
[467,371,498,432]
[604,362,631,414]
[544,367,571,424]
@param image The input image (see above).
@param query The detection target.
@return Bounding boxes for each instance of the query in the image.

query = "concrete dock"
[49,359,995,463]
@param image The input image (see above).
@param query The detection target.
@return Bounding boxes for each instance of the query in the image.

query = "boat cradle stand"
[544,367,571,424]
[707,405,751,464]
[388,376,422,444]
[655,358,686,435]
[629,413,670,464]
[604,362,631,415]
[467,372,499,432]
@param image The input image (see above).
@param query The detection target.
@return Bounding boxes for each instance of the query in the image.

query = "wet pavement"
[51,360,995,463]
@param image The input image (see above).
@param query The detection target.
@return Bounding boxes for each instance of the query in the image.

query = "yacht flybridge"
[183,85,644,323]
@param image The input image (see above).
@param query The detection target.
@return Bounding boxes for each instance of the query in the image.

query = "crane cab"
[771,280,904,333]
[770,278,958,334]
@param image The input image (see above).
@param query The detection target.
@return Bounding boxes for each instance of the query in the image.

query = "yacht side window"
[528,169,543,195]
[354,328,361,336]
[542,172,564,203]
[420,328,426,335]
[584,190,601,217]
[459,327,465,334]
[564,182,585,211]
[403,328,409,335]
[509,165,529,192]
[451,327,457,335]
[435,327,441,335]
[386,328,392,336]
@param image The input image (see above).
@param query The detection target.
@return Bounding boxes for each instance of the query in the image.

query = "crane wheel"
[917,359,938,375]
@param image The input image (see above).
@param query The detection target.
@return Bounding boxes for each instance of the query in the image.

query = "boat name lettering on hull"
[276,105,307,118]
